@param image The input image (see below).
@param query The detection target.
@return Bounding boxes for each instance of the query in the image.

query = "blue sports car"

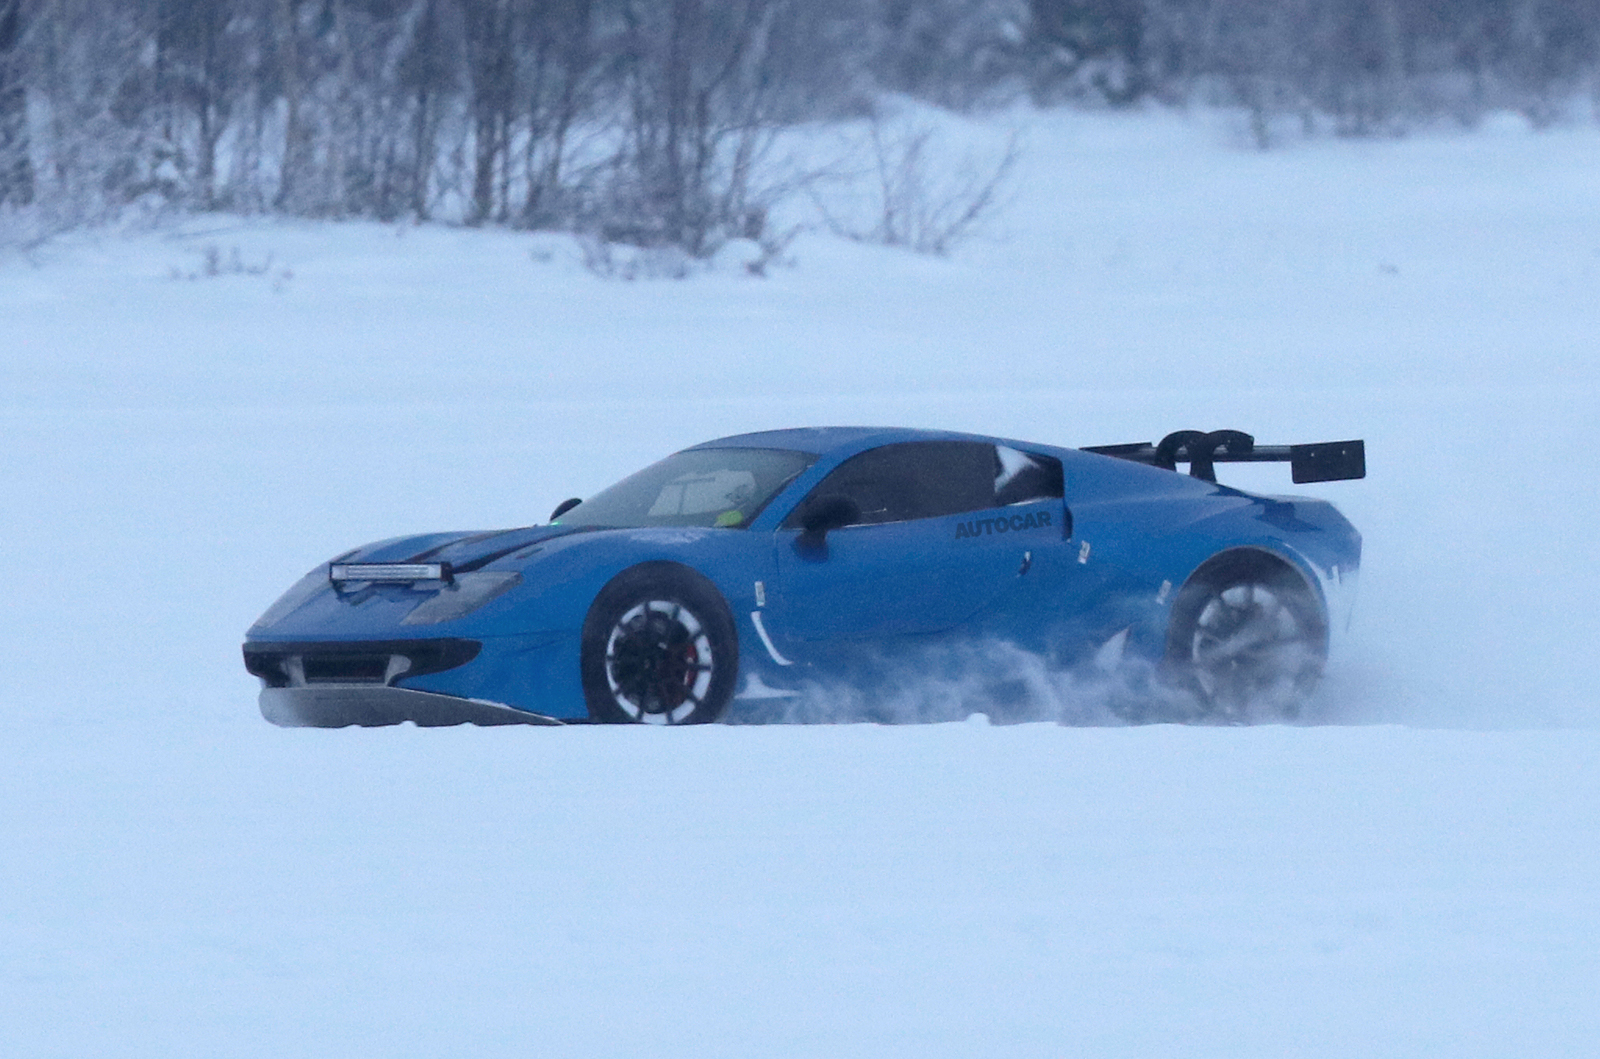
[243,427,1363,726]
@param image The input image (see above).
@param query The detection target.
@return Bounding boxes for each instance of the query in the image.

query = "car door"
[763,441,1065,657]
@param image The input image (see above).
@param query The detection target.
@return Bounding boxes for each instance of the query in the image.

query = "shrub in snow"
[167,243,290,288]
[808,109,1019,256]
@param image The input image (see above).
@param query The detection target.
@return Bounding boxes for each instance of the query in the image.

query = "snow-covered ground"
[3,109,1598,1057]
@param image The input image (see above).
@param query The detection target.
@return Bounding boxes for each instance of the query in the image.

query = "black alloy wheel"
[581,565,738,724]
[1166,554,1328,722]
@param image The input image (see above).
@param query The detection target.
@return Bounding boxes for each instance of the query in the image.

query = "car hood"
[249,522,699,641]
[341,524,586,571]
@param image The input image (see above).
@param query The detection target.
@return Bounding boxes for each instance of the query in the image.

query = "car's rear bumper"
[260,686,565,728]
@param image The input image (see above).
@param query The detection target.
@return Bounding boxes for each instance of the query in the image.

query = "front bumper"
[260,686,564,727]
[246,636,569,726]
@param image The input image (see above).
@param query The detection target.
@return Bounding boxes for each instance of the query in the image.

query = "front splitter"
[260,686,565,728]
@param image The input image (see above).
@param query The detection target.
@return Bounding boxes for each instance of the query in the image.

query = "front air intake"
[302,653,391,684]
[243,638,482,688]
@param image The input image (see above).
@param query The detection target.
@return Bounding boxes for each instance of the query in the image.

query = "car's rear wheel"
[1165,552,1327,722]
[581,565,738,724]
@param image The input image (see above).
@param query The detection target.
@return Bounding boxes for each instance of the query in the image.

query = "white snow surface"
[3,109,1598,1057]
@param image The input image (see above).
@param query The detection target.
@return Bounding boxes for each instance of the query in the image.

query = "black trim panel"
[243,638,482,688]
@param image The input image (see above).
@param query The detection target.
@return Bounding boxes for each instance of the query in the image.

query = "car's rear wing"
[1082,430,1365,484]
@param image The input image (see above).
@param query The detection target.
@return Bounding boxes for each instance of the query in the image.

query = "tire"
[1165,552,1327,722]
[580,564,738,725]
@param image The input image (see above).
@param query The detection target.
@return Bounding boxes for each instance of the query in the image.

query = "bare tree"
[516,0,601,228]
[599,0,784,253]
[461,0,515,221]
[0,0,33,206]
[1199,0,1317,147]
[1023,0,1146,105]
[397,0,455,219]
[33,0,150,216]
[870,0,1023,109]
[274,0,315,211]
[154,0,252,207]
[1503,0,1598,126]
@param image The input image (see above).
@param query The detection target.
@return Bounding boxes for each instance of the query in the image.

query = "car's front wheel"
[580,564,738,724]
[1165,552,1327,722]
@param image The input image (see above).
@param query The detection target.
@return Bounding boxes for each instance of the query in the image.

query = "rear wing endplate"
[1082,430,1365,484]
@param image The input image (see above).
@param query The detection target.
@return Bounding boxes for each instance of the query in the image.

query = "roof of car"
[689,426,996,455]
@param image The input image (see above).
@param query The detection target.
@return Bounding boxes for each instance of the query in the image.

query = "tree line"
[1,0,1596,248]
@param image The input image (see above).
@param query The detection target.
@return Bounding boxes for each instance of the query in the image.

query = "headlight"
[402,571,522,625]
[250,566,330,630]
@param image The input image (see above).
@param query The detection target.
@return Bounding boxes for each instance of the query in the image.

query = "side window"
[994,445,1064,507]
[784,441,998,527]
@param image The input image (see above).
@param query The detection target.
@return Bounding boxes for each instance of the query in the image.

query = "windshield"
[555,448,816,530]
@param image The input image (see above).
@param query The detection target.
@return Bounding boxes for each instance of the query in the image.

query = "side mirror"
[549,497,582,522]
[801,494,861,535]
[795,494,860,557]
